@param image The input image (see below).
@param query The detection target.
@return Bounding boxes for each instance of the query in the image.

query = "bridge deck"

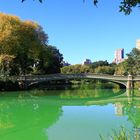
[17,74,128,81]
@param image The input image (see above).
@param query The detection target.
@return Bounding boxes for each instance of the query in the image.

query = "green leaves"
[93,0,98,6]
[21,0,43,3]
[83,0,98,6]
[124,48,140,75]
[20,0,140,15]
[0,13,44,75]
[38,45,63,74]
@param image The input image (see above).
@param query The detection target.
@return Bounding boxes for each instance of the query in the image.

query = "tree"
[22,0,43,2]
[61,62,115,74]
[46,45,63,73]
[85,0,140,15]
[94,66,115,75]
[38,45,63,74]
[0,55,15,78]
[125,48,140,75]
[115,48,140,75]
[61,64,94,74]
[0,13,49,75]
[115,61,127,75]
[21,0,140,15]
[0,13,63,75]
[91,60,109,69]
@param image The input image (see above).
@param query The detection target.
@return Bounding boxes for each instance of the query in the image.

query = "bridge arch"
[26,74,127,89]
[106,80,126,89]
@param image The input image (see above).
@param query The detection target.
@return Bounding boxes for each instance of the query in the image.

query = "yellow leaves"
[0,55,15,64]
[0,13,20,22]
[0,122,14,129]
[0,13,20,32]
[0,13,38,55]
[0,13,22,55]
[23,20,38,29]
[0,12,48,75]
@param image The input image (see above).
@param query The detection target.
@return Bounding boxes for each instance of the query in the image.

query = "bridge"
[16,73,140,89]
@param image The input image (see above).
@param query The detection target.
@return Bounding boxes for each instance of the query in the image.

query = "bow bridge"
[17,73,140,89]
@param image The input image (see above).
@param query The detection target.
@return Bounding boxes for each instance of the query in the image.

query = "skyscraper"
[136,39,140,50]
[82,59,92,65]
[114,48,124,64]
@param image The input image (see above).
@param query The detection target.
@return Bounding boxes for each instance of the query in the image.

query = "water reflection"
[0,89,140,140]
[0,95,62,140]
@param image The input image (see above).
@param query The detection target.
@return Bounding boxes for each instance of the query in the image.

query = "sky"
[0,0,140,64]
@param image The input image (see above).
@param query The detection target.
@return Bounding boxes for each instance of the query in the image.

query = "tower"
[114,48,124,64]
[136,39,140,50]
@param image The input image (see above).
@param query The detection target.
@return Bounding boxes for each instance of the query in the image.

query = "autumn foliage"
[0,13,63,76]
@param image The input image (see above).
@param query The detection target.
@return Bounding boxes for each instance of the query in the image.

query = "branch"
[21,0,43,3]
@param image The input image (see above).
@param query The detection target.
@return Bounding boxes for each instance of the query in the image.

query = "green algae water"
[0,89,140,140]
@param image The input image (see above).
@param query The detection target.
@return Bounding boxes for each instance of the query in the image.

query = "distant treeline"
[61,60,115,75]
[61,48,140,76]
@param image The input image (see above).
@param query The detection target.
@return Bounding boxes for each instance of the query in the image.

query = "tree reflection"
[0,94,62,140]
[113,90,140,139]
[59,89,125,99]
[124,100,140,138]
[0,89,140,139]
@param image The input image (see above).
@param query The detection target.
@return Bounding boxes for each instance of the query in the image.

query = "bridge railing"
[84,74,127,80]
[133,76,140,81]
[16,73,128,81]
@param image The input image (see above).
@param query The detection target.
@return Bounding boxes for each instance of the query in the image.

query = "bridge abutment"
[126,75,133,89]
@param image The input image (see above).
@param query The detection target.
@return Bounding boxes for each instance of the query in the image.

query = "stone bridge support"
[126,74,133,89]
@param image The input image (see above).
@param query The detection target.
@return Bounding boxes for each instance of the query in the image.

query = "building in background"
[114,103,124,116]
[136,39,140,50]
[114,48,124,64]
[62,61,70,67]
[82,59,92,65]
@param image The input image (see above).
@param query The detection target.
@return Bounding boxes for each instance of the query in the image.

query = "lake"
[0,89,140,140]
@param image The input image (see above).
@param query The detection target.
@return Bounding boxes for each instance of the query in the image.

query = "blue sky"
[0,0,140,64]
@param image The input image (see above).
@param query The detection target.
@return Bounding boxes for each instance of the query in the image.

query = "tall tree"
[0,13,63,75]
[38,45,63,74]
[125,48,140,75]
[0,13,48,73]
[115,61,127,75]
